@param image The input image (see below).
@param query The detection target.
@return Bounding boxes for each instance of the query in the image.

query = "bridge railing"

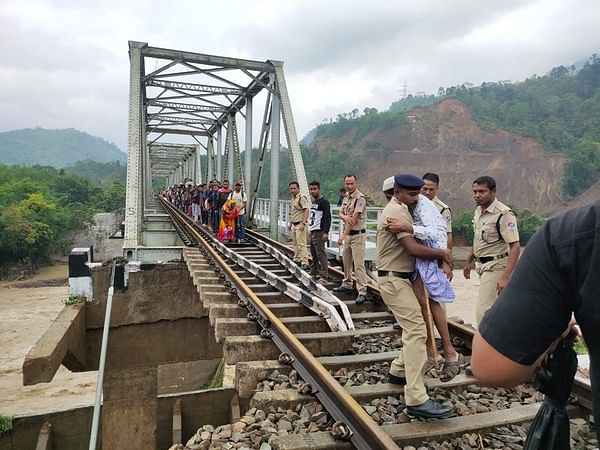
[252,198,383,261]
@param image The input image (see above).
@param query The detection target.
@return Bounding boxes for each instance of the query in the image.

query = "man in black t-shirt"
[308,181,331,282]
[471,201,600,442]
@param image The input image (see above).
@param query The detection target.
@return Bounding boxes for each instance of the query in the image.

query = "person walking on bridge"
[334,174,368,304]
[308,180,331,283]
[463,176,521,325]
[288,181,310,269]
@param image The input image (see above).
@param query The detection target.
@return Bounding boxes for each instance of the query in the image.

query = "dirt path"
[0,264,96,417]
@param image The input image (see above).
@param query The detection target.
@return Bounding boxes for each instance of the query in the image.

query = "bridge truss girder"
[124,41,308,259]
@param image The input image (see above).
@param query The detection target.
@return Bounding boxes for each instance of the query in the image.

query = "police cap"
[394,173,424,190]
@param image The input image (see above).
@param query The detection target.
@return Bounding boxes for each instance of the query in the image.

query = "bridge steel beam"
[269,92,281,240]
[124,41,309,260]
[124,41,145,252]
[245,96,253,201]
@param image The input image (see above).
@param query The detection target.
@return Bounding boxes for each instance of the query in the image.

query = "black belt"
[292,221,302,226]
[348,229,366,235]
[378,270,413,279]
[476,252,509,264]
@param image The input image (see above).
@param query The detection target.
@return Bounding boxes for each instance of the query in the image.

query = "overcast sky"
[1,0,599,151]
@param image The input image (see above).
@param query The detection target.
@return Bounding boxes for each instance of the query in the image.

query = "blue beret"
[394,173,424,189]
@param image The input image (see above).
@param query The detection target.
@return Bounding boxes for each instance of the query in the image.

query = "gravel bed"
[255,333,470,393]
[362,383,542,426]
[352,332,403,354]
[400,415,598,449]
[353,319,395,329]
[173,403,333,450]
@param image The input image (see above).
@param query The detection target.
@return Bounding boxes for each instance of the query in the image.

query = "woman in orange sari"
[218,199,239,242]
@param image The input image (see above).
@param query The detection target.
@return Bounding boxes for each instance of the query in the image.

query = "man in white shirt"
[229,180,248,242]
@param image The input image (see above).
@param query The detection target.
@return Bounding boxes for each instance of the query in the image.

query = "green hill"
[0,127,126,167]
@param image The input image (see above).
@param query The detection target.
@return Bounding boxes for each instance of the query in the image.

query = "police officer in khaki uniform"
[463,176,521,325]
[288,181,310,269]
[334,174,368,304]
[378,173,454,419]
[421,172,453,250]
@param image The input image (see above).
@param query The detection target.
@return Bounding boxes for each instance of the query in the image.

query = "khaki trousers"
[341,233,367,294]
[379,276,428,406]
[292,225,308,264]
[475,268,503,325]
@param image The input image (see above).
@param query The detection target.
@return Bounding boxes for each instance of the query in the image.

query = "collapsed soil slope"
[312,98,570,213]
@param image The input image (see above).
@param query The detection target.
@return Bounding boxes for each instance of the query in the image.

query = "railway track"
[160,198,596,450]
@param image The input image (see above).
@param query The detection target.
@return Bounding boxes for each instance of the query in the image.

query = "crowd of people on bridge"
[162,178,247,243]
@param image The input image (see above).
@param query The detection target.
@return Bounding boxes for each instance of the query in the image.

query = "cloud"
[0,0,599,150]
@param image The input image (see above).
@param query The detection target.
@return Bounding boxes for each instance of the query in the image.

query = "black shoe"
[393,323,401,330]
[406,399,455,419]
[333,285,354,294]
[387,373,406,385]
[355,294,366,304]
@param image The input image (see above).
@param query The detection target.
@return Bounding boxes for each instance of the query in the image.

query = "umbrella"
[523,337,578,450]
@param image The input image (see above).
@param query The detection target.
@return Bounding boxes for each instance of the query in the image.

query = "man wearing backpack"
[463,176,521,326]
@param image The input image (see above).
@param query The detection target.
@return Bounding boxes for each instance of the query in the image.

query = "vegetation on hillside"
[0,127,126,167]
[440,55,600,198]
[0,164,125,269]
[255,145,361,204]
[64,160,127,185]
[452,208,545,246]
[389,94,437,112]
[311,55,600,199]
[314,107,407,142]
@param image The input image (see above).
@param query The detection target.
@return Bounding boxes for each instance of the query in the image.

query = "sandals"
[440,360,460,382]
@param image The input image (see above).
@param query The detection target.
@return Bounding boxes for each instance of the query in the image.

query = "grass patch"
[574,338,588,355]
[64,294,85,306]
[201,360,225,389]
[0,415,12,437]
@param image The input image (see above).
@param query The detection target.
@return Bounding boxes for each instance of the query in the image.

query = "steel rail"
[160,198,350,332]
[244,229,600,412]
[246,228,474,343]
[246,233,354,329]
[161,203,401,450]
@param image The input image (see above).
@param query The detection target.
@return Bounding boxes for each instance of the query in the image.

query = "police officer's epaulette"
[495,205,516,237]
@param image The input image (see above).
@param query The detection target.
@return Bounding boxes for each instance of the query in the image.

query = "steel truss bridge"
[124,41,308,260]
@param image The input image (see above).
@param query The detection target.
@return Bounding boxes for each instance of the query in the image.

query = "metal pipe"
[88,261,117,450]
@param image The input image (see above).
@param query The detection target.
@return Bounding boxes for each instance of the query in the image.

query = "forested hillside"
[310,55,600,199]
[441,55,600,197]
[64,160,127,185]
[0,164,125,269]
[0,127,126,167]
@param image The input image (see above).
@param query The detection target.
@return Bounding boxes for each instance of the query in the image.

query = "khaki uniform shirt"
[290,193,309,223]
[473,198,519,269]
[340,189,367,231]
[376,197,415,272]
[432,196,452,233]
